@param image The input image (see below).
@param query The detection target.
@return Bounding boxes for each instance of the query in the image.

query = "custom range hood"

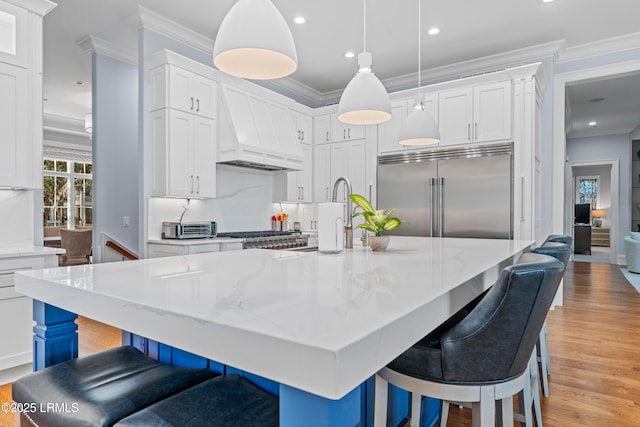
[217,83,303,171]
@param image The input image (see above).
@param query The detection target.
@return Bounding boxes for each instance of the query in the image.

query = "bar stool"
[374,253,565,427]
[531,241,572,399]
[12,346,217,427]
[114,374,279,427]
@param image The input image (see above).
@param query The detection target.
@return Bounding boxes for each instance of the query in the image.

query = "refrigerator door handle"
[429,178,436,237]
[438,177,445,238]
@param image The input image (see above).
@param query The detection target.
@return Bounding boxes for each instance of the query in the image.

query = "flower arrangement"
[349,194,402,236]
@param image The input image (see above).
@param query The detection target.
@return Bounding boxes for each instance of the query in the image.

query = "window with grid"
[43,158,92,230]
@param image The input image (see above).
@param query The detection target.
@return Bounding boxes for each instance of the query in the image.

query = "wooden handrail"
[105,240,138,261]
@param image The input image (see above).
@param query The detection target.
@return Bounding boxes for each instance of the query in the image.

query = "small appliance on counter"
[161,221,217,239]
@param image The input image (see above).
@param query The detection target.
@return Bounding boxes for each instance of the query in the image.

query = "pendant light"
[213,0,297,80]
[399,0,440,145]
[337,0,391,125]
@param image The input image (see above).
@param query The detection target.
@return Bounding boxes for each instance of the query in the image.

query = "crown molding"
[5,0,56,16]
[76,35,137,65]
[131,6,213,56]
[557,32,640,63]
[310,40,563,107]
[43,113,91,147]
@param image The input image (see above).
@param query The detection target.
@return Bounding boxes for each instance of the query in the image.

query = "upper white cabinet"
[331,113,366,142]
[151,109,216,198]
[378,93,438,154]
[150,63,216,119]
[291,111,312,144]
[314,114,332,144]
[148,51,217,198]
[0,0,54,189]
[273,142,312,202]
[438,81,512,146]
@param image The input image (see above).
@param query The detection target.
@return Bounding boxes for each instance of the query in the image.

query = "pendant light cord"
[417,0,422,102]
[363,0,367,53]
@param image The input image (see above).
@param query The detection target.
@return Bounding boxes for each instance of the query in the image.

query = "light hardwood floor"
[1,261,639,426]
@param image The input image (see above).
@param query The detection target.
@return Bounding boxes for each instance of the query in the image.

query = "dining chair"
[374,252,564,427]
[59,228,92,266]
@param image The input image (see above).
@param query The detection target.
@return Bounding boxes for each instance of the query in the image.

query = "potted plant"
[349,194,403,251]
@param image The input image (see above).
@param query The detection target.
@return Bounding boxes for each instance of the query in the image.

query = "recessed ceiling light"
[589,97,605,103]
[344,51,355,59]
[589,121,597,127]
[294,16,305,24]
[427,27,440,36]
[542,0,555,3]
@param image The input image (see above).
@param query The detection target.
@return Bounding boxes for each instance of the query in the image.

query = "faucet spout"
[331,176,353,249]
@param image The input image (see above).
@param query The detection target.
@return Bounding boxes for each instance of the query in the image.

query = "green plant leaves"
[348,193,403,236]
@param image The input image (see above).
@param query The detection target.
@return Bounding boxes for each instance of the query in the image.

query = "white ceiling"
[42,0,640,138]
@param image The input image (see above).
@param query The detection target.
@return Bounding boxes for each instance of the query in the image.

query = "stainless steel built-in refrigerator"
[377,143,513,239]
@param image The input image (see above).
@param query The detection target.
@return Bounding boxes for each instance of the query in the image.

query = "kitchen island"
[15,236,533,426]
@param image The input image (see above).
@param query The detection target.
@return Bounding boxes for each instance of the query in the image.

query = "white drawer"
[0,285,22,300]
[0,257,47,300]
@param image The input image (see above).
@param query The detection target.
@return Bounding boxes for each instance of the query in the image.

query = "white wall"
[566,133,631,256]
[93,53,139,261]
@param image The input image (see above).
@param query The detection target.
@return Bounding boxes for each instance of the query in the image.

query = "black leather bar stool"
[12,346,217,427]
[114,374,279,427]
[374,253,565,427]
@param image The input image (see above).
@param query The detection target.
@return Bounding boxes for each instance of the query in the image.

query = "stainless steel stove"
[217,231,309,250]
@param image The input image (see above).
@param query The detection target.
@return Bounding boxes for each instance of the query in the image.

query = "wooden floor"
[1,261,640,426]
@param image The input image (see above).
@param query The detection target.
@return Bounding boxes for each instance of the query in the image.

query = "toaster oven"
[161,222,217,239]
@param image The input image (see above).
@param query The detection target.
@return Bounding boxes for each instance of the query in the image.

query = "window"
[43,158,92,229]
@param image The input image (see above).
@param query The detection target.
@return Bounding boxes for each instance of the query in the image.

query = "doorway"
[553,58,640,266]
[569,161,618,263]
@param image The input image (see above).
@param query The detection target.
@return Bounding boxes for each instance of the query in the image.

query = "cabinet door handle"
[301,131,304,141]
[196,99,200,112]
[348,128,351,139]
[343,129,346,139]
[325,187,329,201]
[196,176,200,194]
[369,184,373,202]
[301,186,304,200]
[326,131,329,142]
[474,122,478,140]
[190,97,194,110]
[467,123,471,140]
[190,175,194,194]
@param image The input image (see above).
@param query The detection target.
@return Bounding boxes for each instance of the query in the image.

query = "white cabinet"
[0,62,29,187]
[148,52,218,198]
[378,100,409,153]
[438,81,512,146]
[291,111,312,144]
[314,114,332,144]
[0,251,59,382]
[273,142,312,202]
[329,139,366,202]
[330,113,365,142]
[0,0,52,189]
[151,109,216,198]
[150,64,216,119]
[147,240,243,258]
[378,93,439,154]
[314,143,332,202]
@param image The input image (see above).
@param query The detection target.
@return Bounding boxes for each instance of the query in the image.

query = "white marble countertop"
[15,237,532,399]
[147,237,244,245]
[0,245,64,259]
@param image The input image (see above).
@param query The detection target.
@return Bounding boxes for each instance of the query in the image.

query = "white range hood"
[218,83,303,171]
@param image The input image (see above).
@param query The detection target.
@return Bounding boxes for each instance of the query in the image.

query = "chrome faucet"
[331,176,353,249]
